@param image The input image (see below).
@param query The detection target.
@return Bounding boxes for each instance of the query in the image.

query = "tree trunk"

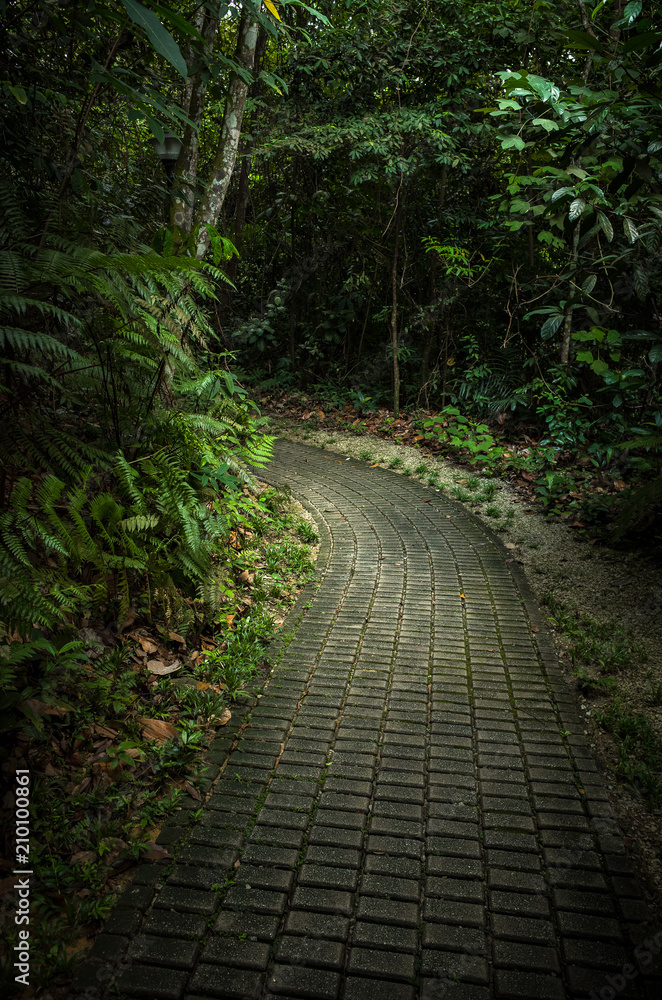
[193,10,259,259]
[170,10,219,234]
[560,220,581,363]
[390,192,402,418]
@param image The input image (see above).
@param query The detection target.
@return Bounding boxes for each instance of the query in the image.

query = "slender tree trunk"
[390,193,402,418]
[193,10,259,259]
[561,220,581,363]
[170,10,218,233]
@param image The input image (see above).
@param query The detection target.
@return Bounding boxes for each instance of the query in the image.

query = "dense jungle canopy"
[1,0,661,635]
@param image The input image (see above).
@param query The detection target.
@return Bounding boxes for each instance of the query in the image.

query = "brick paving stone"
[426,876,485,902]
[422,923,487,953]
[248,825,305,849]
[424,898,485,927]
[268,964,340,999]
[489,890,550,919]
[360,873,420,901]
[292,886,353,916]
[344,977,415,1000]
[427,856,483,879]
[241,844,299,867]
[155,887,217,915]
[422,950,489,985]
[562,938,629,968]
[491,913,556,945]
[223,885,287,915]
[201,936,271,970]
[276,935,345,969]
[87,933,129,962]
[284,910,349,940]
[493,970,565,999]
[365,854,422,878]
[487,869,546,893]
[298,863,359,891]
[492,939,560,974]
[234,865,294,892]
[348,947,417,980]
[427,836,481,859]
[356,896,419,927]
[127,934,200,969]
[304,845,361,868]
[308,825,363,850]
[214,911,280,939]
[116,965,189,999]
[353,920,418,952]
[188,964,263,999]
[484,849,541,872]
[366,834,424,858]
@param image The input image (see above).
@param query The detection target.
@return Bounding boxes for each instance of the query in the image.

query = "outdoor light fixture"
[149,130,182,182]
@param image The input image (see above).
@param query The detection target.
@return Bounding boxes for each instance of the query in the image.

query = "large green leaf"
[120,0,187,79]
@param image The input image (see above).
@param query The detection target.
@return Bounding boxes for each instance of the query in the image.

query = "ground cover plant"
[0,484,318,996]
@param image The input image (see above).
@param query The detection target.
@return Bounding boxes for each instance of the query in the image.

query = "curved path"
[73,440,658,1000]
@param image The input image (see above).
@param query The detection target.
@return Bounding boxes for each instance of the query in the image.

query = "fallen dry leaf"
[132,635,159,655]
[420,498,431,503]
[147,658,182,676]
[169,631,186,644]
[93,724,119,738]
[217,707,232,726]
[71,850,96,866]
[184,782,202,801]
[142,843,171,861]
[138,717,177,742]
[21,698,72,717]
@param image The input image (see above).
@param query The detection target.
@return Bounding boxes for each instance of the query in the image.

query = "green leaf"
[590,358,609,375]
[541,315,563,339]
[120,0,187,79]
[597,211,613,242]
[6,83,28,105]
[501,135,526,151]
[623,30,662,53]
[623,217,639,244]
[572,329,598,342]
[532,118,559,132]
[576,350,594,363]
[551,186,574,203]
[582,274,597,296]
[569,198,585,221]
[563,29,605,52]
[649,344,662,363]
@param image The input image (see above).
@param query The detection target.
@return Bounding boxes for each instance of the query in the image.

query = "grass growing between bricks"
[0,487,319,997]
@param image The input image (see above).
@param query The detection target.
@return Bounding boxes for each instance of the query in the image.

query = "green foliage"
[423,407,505,467]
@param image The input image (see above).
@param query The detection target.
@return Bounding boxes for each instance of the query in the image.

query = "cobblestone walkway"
[73,440,660,1000]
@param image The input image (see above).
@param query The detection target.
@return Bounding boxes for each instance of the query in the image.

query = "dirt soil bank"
[266,411,662,925]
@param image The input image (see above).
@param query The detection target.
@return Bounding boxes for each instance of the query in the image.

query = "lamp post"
[149,130,182,185]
